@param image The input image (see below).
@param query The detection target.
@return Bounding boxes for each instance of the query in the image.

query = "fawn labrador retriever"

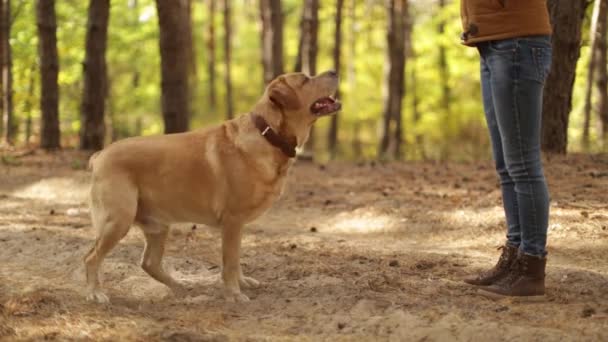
[84,71,340,303]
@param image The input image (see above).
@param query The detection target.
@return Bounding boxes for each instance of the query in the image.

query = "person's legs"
[480,51,521,248]
[463,49,522,287]
[477,36,552,297]
[484,36,551,257]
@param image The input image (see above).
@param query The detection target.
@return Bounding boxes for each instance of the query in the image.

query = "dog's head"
[265,71,341,121]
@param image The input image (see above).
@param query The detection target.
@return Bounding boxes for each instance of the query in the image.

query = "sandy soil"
[0,150,607,341]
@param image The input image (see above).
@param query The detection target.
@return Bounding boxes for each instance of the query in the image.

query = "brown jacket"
[460,0,552,46]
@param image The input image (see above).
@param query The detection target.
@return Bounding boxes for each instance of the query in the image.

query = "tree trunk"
[260,0,283,85]
[206,0,216,109]
[582,0,605,150]
[156,0,190,134]
[438,0,450,158]
[223,0,233,119]
[37,0,61,149]
[299,0,320,157]
[597,0,608,146]
[541,0,588,154]
[301,0,319,76]
[348,0,358,159]
[24,65,36,145]
[80,0,110,150]
[1,0,13,145]
[185,0,196,119]
[379,0,407,159]
[328,0,344,159]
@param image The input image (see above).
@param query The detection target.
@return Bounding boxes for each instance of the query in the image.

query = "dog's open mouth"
[311,96,342,116]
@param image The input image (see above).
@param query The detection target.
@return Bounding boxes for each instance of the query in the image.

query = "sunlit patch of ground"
[1,150,607,341]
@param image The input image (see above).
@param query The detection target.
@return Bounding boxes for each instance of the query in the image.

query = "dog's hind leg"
[84,179,137,303]
[138,224,187,296]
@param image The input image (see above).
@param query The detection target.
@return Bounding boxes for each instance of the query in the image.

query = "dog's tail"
[87,151,102,171]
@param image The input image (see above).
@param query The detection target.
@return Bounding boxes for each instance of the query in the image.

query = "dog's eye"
[300,77,309,86]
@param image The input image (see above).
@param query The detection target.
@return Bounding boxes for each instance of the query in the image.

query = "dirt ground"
[0,150,607,341]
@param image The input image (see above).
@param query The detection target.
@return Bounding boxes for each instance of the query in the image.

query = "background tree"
[37,0,60,149]
[260,0,283,85]
[3,0,608,158]
[379,0,408,159]
[582,0,606,149]
[1,0,13,145]
[437,0,450,159]
[80,0,110,150]
[297,0,319,158]
[542,0,589,154]
[596,0,608,147]
[156,0,190,134]
[295,0,319,76]
[327,0,344,159]
[206,0,216,110]
[223,0,232,119]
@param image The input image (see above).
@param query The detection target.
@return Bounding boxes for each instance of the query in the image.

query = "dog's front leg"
[221,222,251,302]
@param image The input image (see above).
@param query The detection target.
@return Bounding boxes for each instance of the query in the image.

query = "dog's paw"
[86,290,110,304]
[223,288,250,303]
[239,276,260,289]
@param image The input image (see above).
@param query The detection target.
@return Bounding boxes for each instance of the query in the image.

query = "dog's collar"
[250,113,297,158]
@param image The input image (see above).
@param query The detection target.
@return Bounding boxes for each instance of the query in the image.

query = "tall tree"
[348,0,361,158]
[223,0,233,119]
[295,0,319,75]
[260,0,283,85]
[437,0,450,158]
[582,0,606,149]
[156,0,190,133]
[297,0,320,157]
[1,0,13,145]
[206,0,217,109]
[379,0,408,159]
[328,0,344,159]
[185,0,196,119]
[80,0,110,150]
[541,0,588,154]
[37,0,61,149]
[596,0,608,147]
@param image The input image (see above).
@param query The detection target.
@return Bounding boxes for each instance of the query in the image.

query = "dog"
[84,71,341,303]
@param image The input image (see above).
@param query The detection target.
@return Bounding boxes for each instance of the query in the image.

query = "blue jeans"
[478,36,552,257]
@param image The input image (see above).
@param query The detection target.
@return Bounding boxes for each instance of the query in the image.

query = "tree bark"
[328,0,344,159]
[1,0,13,145]
[80,0,110,150]
[582,0,605,150]
[37,0,61,149]
[260,0,283,85]
[298,0,320,157]
[206,0,216,109]
[223,0,233,119]
[24,65,36,145]
[597,0,608,146]
[348,0,359,159]
[438,0,450,159]
[185,0,196,119]
[541,0,588,154]
[379,0,407,159]
[301,0,319,76]
[156,0,190,134]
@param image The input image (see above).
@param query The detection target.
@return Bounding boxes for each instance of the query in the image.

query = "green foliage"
[6,0,603,159]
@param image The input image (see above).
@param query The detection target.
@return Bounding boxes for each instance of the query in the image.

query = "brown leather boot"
[479,252,546,298]
[464,244,518,286]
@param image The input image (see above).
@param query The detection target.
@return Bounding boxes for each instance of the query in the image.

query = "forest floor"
[0,150,607,341]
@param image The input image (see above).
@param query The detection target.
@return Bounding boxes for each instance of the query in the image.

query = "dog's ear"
[268,78,300,110]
